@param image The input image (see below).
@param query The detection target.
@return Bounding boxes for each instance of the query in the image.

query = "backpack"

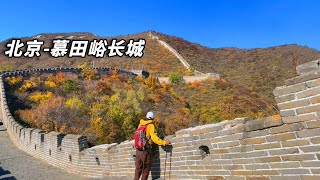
[134,123,151,150]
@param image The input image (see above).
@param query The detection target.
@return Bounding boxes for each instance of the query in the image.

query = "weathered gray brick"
[281,139,310,147]
[285,72,320,86]
[301,175,320,180]
[182,135,199,142]
[282,114,317,124]
[247,177,271,180]
[310,137,320,144]
[244,129,270,138]
[230,170,253,176]
[218,141,240,148]
[305,120,320,129]
[244,120,264,132]
[221,133,244,141]
[310,169,320,174]
[210,137,222,143]
[264,117,283,128]
[269,123,303,134]
[204,165,223,170]
[255,156,282,163]
[270,176,301,180]
[211,159,233,165]
[278,99,310,110]
[300,145,320,153]
[240,137,266,145]
[266,132,296,142]
[296,105,320,115]
[244,164,270,170]
[278,168,310,175]
[229,146,254,153]
[211,148,230,154]
[280,109,296,117]
[207,176,225,180]
[269,162,300,169]
[300,161,320,167]
[222,165,244,170]
[273,83,306,97]
[275,94,296,104]
[229,125,246,134]
[310,96,320,104]
[296,128,320,138]
[252,170,280,175]
[268,148,299,155]
[232,158,255,164]
[242,151,268,158]
[306,79,320,88]
[297,87,320,99]
[224,176,246,180]
[253,142,281,150]
[281,154,316,161]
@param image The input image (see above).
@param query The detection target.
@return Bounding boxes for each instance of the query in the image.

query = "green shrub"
[169,72,183,84]
[62,80,80,92]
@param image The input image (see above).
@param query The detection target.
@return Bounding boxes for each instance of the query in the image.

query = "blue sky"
[1,0,319,50]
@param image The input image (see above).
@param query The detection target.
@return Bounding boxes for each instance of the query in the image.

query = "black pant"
[134,149,152,180]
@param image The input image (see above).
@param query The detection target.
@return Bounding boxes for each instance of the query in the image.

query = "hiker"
[134,111,169,180]
[317,60,320,67]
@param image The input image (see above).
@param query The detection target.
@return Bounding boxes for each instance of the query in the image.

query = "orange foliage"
[55,72,66,83]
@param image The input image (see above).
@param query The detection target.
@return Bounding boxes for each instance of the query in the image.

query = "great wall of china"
[148,32,220,81]
[0,59,319,179]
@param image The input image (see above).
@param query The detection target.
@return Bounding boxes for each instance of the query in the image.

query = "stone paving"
[0,121,130,180]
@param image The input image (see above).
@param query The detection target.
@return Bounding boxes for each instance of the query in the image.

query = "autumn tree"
[144,73,159,89]
[169,72,183,84]
[81,68,99,80]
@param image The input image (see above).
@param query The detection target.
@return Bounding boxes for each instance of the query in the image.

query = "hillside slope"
[0,32,185,76]
[1,31,320,105]
[154,31,320,103]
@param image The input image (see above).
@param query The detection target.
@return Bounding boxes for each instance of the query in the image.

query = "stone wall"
[1,62,320,179]
[158,73,220,84]
[149,32,191,70]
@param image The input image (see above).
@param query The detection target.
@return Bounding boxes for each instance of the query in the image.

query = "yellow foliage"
[44,80,57,88]
[135,75,144,82]
[65,97,84,109]
[45,73,66,87]
[19,81,36,91]
[169,88,179,99]
[89,101,106,117]
[6,75,23,86]
[184,69,191,76]
[81,68,99,80]
[87,117,105,140]
[110,92,120,102]
[29,91,53,103]
[144,73,158,89]
[78,63,88,69]
[92,117,102,125]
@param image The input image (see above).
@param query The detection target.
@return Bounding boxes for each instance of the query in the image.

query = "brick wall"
[158,73,220,84]
[1,63,320,179]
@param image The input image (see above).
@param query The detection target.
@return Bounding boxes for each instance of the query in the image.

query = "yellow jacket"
[138,119,166,147]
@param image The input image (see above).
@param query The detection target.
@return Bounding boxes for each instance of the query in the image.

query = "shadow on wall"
[0,166,17,180]
[0,122,6,131]
[151,145,173,180]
